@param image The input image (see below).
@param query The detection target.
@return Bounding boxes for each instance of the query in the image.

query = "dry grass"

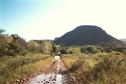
[62,54,80,68]
[62,53,126,84]
[0,53,53,84]
[0,52,126,84]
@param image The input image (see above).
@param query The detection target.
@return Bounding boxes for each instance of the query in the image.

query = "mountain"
[121,39,126,44]
[54,25,125,48]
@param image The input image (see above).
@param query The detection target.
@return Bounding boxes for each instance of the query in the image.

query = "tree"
[27,40,40,52]
[81,45,99,53]
[0,28,5,35]
[42,41,53,54]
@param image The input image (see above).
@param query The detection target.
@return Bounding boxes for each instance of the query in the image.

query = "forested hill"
[54,25,125,48]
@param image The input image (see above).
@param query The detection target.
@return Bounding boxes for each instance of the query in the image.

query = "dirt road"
[27,56,69,84]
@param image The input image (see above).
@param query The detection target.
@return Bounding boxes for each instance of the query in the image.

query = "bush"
[41,41,53,54]
[60,49,69,54]
[27,40,41,53]
[81,45,100,53]
[80,55,126,84]
[0,42,9,56]
[0,34,28,56]
[69,60,85,72]
[67,47,81,54]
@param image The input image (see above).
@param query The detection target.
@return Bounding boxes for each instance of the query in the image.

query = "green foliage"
[8,42,27,55]
[67,47,81,54]
[27,40,41,53]
[81,45,101,53]
[0,34,28,56]
[60,47,81,54]
[27,40,53,54]
[113,47,126,52]
[0,33,54,56]
[0,28,5,35]
[0,42,10,56]
[41,41,53,54]
[60,48,69,54]
[52,44,57,53]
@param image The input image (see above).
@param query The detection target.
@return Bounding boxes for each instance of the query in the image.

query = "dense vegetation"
[62,53,126,84]
[0,29,54,56]
[0,28,126,84]
[0,29,54,83]
[0,53,52,84]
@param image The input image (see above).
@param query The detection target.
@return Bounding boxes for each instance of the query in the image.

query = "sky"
[0,0,126,41]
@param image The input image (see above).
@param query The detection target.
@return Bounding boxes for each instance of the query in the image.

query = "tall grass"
[1,52,125,84]
[62,53,126,84]
[88,55,126,84]
[62,54,80,68]
[0,53,53,84]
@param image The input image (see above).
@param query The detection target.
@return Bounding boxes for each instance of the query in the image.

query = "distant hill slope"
[121,39,126,44]
[54,25,125,48]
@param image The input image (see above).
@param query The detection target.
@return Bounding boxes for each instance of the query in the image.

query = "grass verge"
[0,53,53,84]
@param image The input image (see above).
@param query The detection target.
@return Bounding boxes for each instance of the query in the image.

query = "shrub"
[69,60,85,72]
[60,48,69,54]
[41,41,53,54]
[85,56,126,84]
[0,34,28,56]
[27,40,41,53]
[81,45,100,53]
[67,47,81,54]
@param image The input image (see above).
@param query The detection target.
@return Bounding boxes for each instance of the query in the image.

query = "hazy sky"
[0,0,126,41]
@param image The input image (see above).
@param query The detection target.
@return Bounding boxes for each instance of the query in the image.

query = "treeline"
[0,29,54,56]
[60,45,126,54]
[60,45,103,54]
[0,28,126,56]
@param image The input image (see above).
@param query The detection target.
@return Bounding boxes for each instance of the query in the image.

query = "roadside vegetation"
[0,28,126,84]
[0,53,53,84]
[62,53,126,84]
